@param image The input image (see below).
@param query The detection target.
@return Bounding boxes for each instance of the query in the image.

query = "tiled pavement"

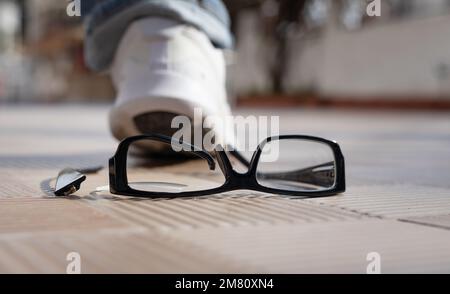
[0,105,449,273]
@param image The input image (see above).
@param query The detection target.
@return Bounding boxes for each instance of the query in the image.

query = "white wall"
[323,14,450,98]
[232,10,450,99]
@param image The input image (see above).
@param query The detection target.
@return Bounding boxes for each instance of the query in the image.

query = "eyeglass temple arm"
[256,162,336,188]
[228,149,251,167]
[164,136,216,170]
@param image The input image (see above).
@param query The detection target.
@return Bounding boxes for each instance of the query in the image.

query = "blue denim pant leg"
[81,0,233,72]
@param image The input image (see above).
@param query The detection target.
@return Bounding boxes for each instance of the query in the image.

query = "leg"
[82,0,233,71]
[81,0,235,153]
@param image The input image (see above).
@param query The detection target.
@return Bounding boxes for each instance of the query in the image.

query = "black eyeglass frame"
[109,134,345,198]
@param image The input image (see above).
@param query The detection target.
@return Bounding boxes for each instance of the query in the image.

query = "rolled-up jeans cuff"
[84,0,233,72]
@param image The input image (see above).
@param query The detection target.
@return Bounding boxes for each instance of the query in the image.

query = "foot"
[109,17,233,155]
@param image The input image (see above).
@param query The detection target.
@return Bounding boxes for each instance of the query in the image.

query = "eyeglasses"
[55,134,345,198]
[105,134,346,198]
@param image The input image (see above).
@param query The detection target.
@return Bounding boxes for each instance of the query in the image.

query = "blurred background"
[1,1,450,275]
[1,0,450,110]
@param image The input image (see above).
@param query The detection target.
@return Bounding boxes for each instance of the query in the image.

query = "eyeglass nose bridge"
[214,148,260,190]
[226,171,260,191]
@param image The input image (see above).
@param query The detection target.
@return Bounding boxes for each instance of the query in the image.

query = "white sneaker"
[109,17,233,154]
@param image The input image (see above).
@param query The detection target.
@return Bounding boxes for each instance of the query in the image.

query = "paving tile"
[165,220,450,273]
[0,231,245,274]
[0,198,130,235]
[1,106,450,273]
[400,214,450,230]
[308,185,450,218]
[80,194,371,232]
